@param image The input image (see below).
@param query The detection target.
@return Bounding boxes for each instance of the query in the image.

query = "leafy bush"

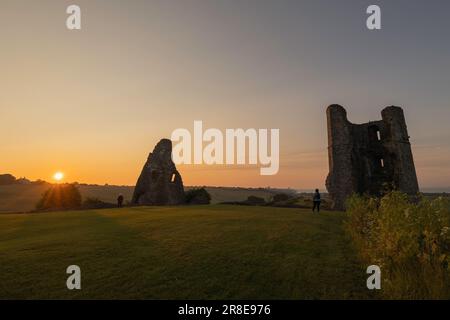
[345,191,450,299]
[244,196,266,206]
[185,188,211,205]
[36,184,82,211]
[82,197,116,209]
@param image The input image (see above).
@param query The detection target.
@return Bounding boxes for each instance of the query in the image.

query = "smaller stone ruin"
[132,139,185,205]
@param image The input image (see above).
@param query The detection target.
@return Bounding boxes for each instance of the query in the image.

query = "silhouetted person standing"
[312,189,321,213]
[117,194,124,208]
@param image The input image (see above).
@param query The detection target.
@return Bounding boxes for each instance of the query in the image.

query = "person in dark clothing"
[117,194,124,208]
[312,189,321,213]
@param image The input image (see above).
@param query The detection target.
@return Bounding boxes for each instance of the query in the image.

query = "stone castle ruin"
[326,105,419,210]
[132,139,185,205]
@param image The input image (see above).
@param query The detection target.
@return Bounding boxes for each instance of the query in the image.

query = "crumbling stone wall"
[326,105,419,210]
[132,139,185,205]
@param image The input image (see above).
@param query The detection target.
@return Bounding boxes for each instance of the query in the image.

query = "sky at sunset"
[1,0,450,190]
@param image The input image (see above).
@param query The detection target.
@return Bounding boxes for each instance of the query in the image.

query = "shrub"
[82,197,116,209]
[345,191,450,299]
[185,188,211,205]
[244,196,266,206]
[35,184,82,211]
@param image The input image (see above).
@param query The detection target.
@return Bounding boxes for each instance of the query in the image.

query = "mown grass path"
[0,205,373,299]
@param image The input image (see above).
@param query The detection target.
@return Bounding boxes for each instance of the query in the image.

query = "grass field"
[0,205,374,299]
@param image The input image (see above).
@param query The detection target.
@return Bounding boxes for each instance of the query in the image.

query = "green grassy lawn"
[0,205,373,299]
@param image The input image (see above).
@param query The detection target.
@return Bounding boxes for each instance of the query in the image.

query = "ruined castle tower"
[132,139,185,205]
[326,105,419,210]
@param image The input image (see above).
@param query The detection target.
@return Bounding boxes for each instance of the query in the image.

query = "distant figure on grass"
[312,189,321,213]
[117,194,124,208]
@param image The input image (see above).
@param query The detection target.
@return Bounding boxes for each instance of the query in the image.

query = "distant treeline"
[0,174,48,186]
[0,173,129,188]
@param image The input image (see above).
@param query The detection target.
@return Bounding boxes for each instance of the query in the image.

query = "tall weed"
[345,192,450,299]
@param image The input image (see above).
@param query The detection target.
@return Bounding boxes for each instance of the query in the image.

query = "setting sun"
[53,172,64,182]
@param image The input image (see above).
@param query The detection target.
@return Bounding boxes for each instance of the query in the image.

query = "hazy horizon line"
[2,172,450,194]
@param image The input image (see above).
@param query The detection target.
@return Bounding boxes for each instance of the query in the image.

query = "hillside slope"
[0,185,281,213]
